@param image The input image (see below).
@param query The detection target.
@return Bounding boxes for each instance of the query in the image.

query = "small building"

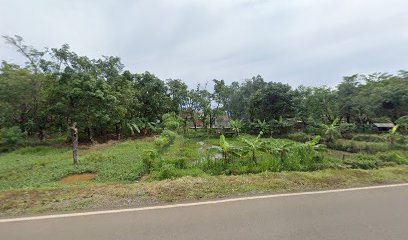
[373,123,395,132]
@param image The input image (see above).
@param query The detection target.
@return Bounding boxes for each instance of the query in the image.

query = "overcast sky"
[1,0,407,88]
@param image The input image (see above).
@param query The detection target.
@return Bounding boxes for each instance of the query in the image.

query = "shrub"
[396,116,408,134]
[0,126,25,149]
[328,139,388,153]
[154,136,170,148]
[376,152,408,165]
[169,157,188,169]
[229,119,244,136]
[344,154,381,169]
[270,117,293,136]
[352,134,386,142]
[355,124,376,134]
[161,130,177,143]
[162,112,180,131]
[142,149,158,174]
[339,123,356,139]
[286,132,314,143]
[304,124,324,135]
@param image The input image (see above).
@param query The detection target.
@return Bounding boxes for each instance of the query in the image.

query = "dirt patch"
[60,173,97,183]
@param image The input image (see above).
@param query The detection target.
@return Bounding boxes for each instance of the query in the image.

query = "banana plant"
[229,119,244,136]
[266,141,294,164]
[219,134,241,165]
[387,124,400,147]
[126,122,141,135]
[322,118,341,143]
[240,132,265,164]
[305,135,326,152]
[256,119,270,134]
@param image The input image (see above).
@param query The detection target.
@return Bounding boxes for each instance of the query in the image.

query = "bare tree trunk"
[88,127,97,145]
[71,122,79,165]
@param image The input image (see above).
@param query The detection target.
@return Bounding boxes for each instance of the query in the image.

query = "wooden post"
[71,122,79,165]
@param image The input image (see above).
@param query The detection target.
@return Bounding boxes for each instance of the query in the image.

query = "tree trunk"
[71,122,79,165]
[88,127,97,145]
[116,123,121,140]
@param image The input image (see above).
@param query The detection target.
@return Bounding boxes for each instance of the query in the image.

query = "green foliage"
[344,154,382,169]
[240,132,264,163]
[328,139,388,153]
[352,134,386,142]
[219,134,241,164]
[339,123,356,139]
[162,112,180,131]
[229,119,244,136]
[396,116,408,134]
[154,136,170,149]
[161,130,177,143]
[321,119,341,143]
[0,126,25,149]
[270,117,293,135]
[286,132,314,143]
[142,149,158,174]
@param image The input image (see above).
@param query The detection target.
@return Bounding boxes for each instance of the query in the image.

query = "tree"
[70,122,79,165]
[337,75,359,123]
[249,82,295,121]
[3,35,46,139]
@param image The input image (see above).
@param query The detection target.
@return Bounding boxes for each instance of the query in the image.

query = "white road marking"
[1,183,408,223]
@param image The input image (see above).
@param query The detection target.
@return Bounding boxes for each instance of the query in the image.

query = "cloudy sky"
[1,0,407,88]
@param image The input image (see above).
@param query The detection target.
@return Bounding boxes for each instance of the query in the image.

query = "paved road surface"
[1,185,408,240]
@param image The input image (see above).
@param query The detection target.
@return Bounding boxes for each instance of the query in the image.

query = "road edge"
[2,182,408,223]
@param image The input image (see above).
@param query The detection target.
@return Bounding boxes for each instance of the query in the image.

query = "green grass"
[1,132,408,217]
[0,139,155,190]
[2,166,408,217]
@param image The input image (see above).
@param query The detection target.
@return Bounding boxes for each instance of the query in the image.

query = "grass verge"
[2,165,408,217]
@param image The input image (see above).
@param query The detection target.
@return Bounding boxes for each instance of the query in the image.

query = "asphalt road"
[1,185,408,240]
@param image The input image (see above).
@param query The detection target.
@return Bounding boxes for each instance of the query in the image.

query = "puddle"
[60,173,97,183]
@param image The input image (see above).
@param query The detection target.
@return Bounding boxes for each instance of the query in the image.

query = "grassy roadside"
[2,166,408,217]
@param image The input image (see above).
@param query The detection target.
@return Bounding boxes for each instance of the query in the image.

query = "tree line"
[1,35,407,143]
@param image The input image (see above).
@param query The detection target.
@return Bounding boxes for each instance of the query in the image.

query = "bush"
[344,155,381,169]
[161,130,177,143]
[304,124,324,135]
[376,152,408,165]
[355,124,376,134]
[142,149,158,174]
[0,126,25,149]
[270,118,293,136]
[154,136,170,148]
[396,116,408,134]
[286,132,314,143]
[339,123,356,139]
[352,134,386,142]
[162,112,180,131]
[328,139,388,153]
